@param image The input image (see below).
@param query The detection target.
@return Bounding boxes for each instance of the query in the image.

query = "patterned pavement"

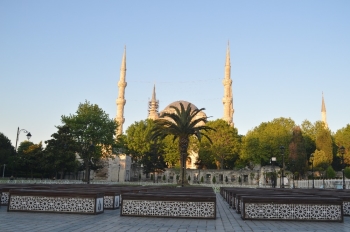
[0,193,350,232]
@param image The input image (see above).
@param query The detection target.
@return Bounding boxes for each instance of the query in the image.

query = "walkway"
[0,194,349,232]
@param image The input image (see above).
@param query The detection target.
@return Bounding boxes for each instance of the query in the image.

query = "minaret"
[222,42,234,126]
[116,46,127,136]
[148,84,159,120]
[321,92,328,129]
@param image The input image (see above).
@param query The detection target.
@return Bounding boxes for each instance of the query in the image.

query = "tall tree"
[151,102,214,187]
[288,126,308,177]
[0,133,15,177]
[125,119,160,162]
[16,141,34,177]
[199,119,241,169]
[141,144,166,182]
[44,125,80,179]
[25,142,44,178]
[334,124,350,165]
[61,100,118,184]
[314,128,333,168]
[241,117,295,166]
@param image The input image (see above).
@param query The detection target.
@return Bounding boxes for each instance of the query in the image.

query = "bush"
[212,176,216,184]
[162,175,166,181]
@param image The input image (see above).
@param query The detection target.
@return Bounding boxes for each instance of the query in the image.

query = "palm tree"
[151,102,214,187]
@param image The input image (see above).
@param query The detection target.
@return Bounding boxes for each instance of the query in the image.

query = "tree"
[125,119,159,162]
[326,166,336,179]
[61,100,118,184]
[16,141,34,177]
[151,102,214,187]
[334,124,350,165]
[44,125,80,179]
[241,117,295,166]
[315,128,333,167]
[288,126,308,177]
[0,133,15,177]
[17,142,43,178]
[141,144,166,182]
[199,119,241,169]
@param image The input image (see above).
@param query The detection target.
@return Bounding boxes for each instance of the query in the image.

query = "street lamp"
[310,153,314,189]
[340,146,346,189]
[194,160,202,184]
[280,146,285,188]
[118,164,121,182]
[15,127,32,150]
[270,157,276,188]
[13,127,32,176]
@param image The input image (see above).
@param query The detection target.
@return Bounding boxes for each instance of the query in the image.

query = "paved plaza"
[1,193,350,232]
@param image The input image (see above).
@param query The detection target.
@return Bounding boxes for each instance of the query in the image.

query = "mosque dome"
[160,100,207,126]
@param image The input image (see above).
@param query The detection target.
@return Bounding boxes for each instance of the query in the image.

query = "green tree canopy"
[334,124,350,165]
[241,117,295,166]
[61,100,118,183]
[199,119,241,169]
[288,126,308,177]
[44,125,80,179]
[0,133,15,176]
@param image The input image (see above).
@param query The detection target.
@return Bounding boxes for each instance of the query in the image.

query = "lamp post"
[15,127,32,151]
[270,157,276,188]
[240,169,243,186]
[280,146,285,188]
[13,127,32,176]
[340,146,346,189]
[310,153,314,189]
[118,164,121,182]
[2,164,6,178]
[194,160,201,184]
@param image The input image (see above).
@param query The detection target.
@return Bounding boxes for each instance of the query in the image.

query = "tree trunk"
[179,137,189,187]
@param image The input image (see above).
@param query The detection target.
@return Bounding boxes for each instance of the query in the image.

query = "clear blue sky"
[1,1,349,147]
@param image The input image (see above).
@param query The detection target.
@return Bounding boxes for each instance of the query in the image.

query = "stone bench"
[8,189,104,214]
[240,195,343,222]
[121,190,216,219]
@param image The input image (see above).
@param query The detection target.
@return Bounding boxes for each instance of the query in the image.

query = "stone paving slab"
[0,193,350,231]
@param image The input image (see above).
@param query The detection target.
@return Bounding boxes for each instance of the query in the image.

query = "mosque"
[91,44,328,184]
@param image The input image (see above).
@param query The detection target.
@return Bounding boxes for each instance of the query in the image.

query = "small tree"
[326,166,336,179]
[212,176,216,184]
[188,175,191,182]
[200,176,204,183]
[162,175,166,181]
[344,167,350,179]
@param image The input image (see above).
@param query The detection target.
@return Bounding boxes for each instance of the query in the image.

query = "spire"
[222,42,234,126]
[151,84,156,102]
[116,46,127,136]
[321,92,328,129]
[120,46,126,81]
[148,84,159,120]
[225,41,230,69]
[321,92,326,112]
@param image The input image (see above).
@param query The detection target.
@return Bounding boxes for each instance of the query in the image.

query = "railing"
[295,179,350,189]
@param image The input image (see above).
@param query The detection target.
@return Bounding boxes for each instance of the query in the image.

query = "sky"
[1,1,349,147]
